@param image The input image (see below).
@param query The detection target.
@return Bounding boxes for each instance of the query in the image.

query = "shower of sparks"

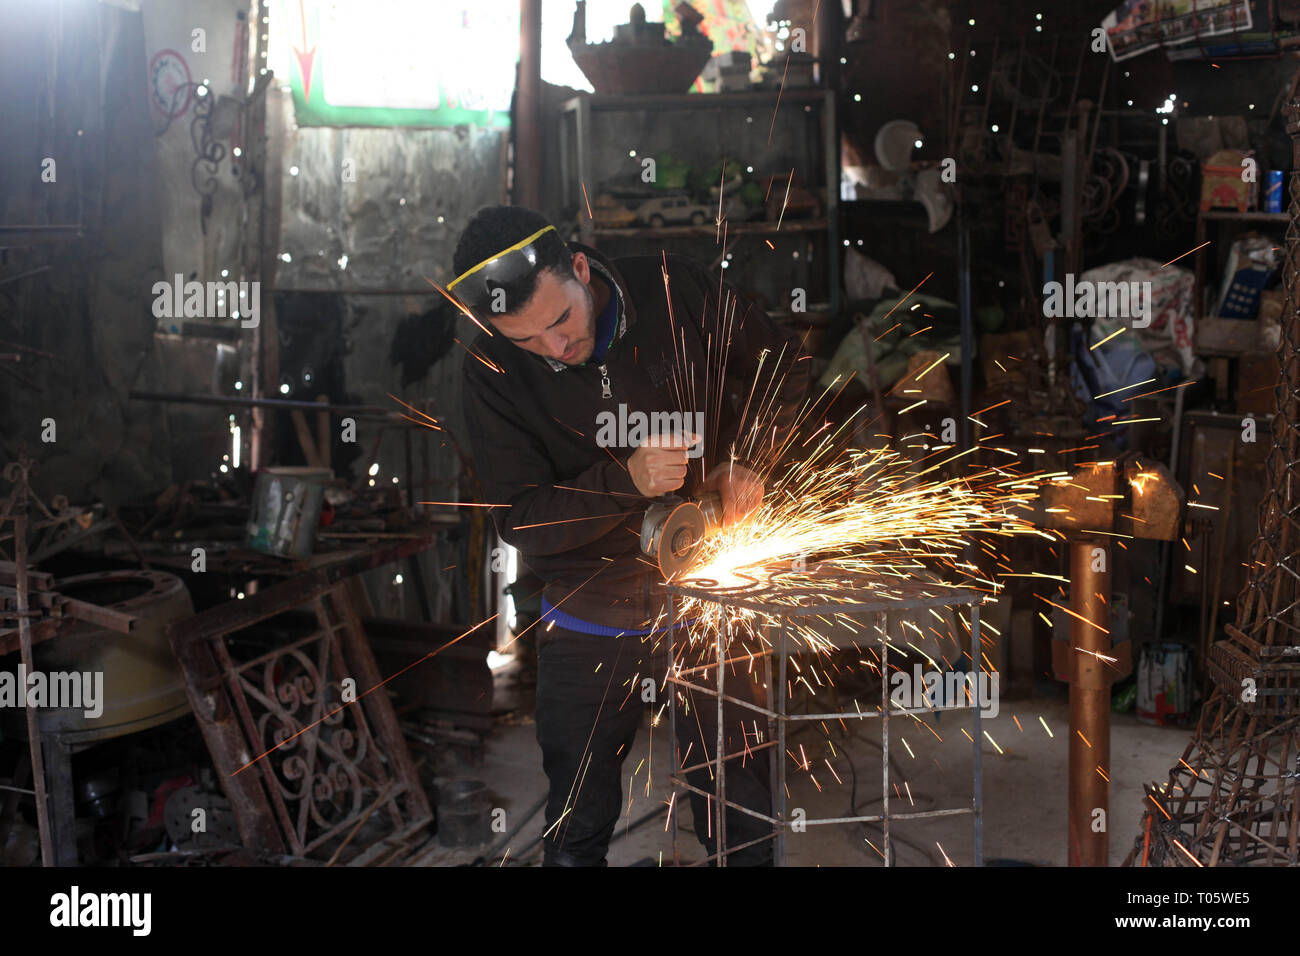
[645,380,1061,669]
[371,225,1198,860]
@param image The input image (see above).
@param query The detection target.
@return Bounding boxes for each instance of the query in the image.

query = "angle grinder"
[639,491,722,579]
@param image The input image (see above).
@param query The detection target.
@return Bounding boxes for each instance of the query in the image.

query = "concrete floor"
[421,655,1195,867]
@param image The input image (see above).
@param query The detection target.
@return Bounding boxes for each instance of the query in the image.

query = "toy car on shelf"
[592,193,636,228]
[633,193,712,227]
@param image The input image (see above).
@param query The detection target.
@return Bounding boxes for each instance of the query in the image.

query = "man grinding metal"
[453,206,808,866]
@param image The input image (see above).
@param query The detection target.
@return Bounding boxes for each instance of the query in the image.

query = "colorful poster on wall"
[1101,0,1253,62]
[276,0,517,128]
[660,0,768,92]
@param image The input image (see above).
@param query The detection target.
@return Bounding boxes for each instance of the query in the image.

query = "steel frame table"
[665,575,987,867]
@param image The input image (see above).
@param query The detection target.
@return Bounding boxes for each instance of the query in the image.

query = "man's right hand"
[628,433,698,497]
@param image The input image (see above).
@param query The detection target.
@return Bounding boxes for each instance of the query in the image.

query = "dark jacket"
[462,245,809,630]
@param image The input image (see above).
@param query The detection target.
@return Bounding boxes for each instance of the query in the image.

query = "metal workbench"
[665,573,987,867]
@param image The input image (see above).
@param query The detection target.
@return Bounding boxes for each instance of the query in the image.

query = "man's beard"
[562,281,598,366]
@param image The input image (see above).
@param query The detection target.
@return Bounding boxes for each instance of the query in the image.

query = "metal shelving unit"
[557,89,841,316]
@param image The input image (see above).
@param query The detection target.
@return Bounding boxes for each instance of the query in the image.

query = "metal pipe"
[515,0,543,209]
[128,390,408,421]
[1068,536,1112,866]
[958,217,973,452]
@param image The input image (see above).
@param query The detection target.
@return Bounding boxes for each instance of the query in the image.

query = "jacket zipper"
[598,363,612,399]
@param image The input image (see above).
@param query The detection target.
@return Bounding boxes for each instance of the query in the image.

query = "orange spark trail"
[1161,240,1210,268]
[424,275,493,337]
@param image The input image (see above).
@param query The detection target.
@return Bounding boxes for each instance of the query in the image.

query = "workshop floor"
[422,654,1194,867]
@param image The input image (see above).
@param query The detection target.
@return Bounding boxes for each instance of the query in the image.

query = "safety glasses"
[447,225,564,314]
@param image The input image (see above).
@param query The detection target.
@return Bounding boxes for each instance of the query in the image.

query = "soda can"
[1265,170,1284,213]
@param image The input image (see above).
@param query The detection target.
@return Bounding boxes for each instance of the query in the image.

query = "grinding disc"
[655,500,706,579]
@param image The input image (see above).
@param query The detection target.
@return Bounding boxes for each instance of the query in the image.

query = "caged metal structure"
[665,572,987,867]
[1126,100,1300,868]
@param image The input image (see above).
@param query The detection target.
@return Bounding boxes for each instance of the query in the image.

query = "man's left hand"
[704,462,763,528]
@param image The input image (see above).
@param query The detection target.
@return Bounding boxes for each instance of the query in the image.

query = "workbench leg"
[764,630,778,866]
[776,623,788,867]
[971,603,983,867]
[879,612,890,867]
[668,595,679,867]
[715,621,727,866]
[42,733,79,866]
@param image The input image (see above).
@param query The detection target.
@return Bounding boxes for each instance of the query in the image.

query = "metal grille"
[172,584,431,864]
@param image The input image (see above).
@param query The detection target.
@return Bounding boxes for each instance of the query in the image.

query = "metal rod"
[880,611,891,866]
[786,807,975,826]
[675,739,779,777]
[0,266,52,289]
[763,627,778,864]
[971,602,984,866]
[325,782,394,866]
[668,593,679,867]
[716,620,727,865]
[777,623,787,865]
[675,828,779,867]
[959,216,973,451]
[666,676,782,717]
[13,515,53,866]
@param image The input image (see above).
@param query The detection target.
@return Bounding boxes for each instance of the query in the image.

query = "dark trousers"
[535,624,773,866]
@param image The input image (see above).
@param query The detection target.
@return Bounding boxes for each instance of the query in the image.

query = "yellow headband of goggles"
[447,224,558,291]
